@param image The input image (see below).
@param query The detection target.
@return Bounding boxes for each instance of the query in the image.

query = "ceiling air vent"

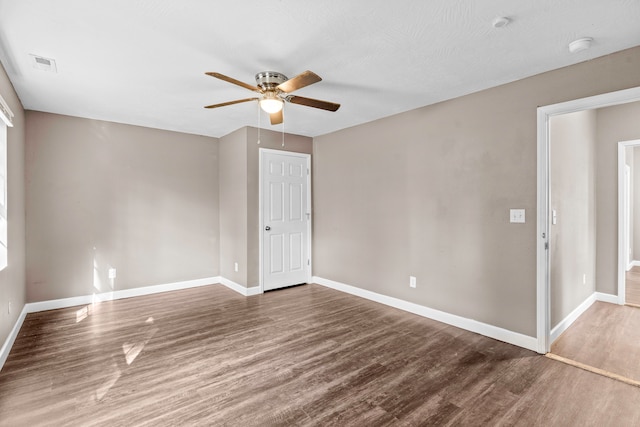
[29,54,57,73]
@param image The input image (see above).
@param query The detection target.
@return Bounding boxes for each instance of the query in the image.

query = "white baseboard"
[24,275,264,313]
[550,293,596,344]
[595,292,619,304]
[632,260,640,268]
[549,291,620,344]
[0,306,28,372]
[25,276,222,313]
[312,276,538,352]
[219,277,261,296]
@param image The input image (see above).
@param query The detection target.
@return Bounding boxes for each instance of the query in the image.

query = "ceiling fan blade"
[204,97,259,109]
[276,70,322,93]
[287,95,340,112]
[270,110,283,125]
[205,72,261,92]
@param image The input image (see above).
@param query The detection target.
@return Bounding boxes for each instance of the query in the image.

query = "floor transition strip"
[545,352,640,388]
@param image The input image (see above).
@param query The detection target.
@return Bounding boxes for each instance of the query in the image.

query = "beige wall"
[5,46,640,345]
[0,62,26,351]
[313,46,640,337]
[219,127,248,285]
[595,100,640,294]
[25,112,219,302]
[549,110,596,328]
[219,126,312,288]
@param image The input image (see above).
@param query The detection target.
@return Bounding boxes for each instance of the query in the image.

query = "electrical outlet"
[234,262,239,272]
[8,301,12,314]
[409,276,417,288]
[583,274,587,285]
[108,268,117,279]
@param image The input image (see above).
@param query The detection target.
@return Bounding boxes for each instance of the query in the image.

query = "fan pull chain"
[256,103,261,144]
[281,106,285,147]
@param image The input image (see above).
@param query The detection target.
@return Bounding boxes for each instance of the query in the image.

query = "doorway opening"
[537,86,640,354]
[618,139,640,306]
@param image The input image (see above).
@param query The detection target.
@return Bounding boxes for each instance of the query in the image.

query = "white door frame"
[536,86,640,354]
[258,148,312,293]
[625,164,632,271]
[618,140,640,305]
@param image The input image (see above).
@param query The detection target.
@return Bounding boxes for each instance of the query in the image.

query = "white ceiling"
[0,0,639,138]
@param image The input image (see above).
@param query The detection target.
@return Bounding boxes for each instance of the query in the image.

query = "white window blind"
[0,93,11,271]
[0,94,13,128]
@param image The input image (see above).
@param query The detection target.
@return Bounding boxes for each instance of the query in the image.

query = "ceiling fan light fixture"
[259,97,284,114]
[205,70,340,122]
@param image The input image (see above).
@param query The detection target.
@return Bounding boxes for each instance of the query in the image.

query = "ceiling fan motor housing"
[255,71,288,90]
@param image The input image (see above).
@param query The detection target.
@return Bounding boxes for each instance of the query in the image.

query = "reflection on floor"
[3,285,640,425]
[551,301,640,384]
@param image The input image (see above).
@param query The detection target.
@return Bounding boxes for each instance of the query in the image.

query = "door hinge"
[545,242,549,250]
[307,168,309,175]
[307,259,310,266]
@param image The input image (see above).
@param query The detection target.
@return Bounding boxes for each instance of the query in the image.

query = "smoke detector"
[568,38,593,54]
[29,54,57,73]
[492,17,511,28]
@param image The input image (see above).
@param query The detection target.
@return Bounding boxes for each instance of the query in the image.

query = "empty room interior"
[1,1,640,425]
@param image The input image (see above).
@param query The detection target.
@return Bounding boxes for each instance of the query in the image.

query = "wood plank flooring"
[2,284,640,426]
[551,301,640,383]
[626,266,640,305]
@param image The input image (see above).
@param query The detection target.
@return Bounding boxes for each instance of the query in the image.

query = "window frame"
[0,93,14,271]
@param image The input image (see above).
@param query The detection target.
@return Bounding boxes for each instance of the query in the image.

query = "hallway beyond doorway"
[626,266,640,306]
[550,301,640,385]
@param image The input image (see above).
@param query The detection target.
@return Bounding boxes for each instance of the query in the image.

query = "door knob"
[265,226,271,231]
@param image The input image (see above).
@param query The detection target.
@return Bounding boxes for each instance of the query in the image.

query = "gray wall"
[5,46,640,346]
[0,62,26,351]
[549,110,596,328]
[313,46,640,337]
[219,127,248,285]
[595,100,640,295]
[25,112,219,302]
[219,126,312,288]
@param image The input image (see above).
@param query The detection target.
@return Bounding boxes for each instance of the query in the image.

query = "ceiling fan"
[204,70,340,125]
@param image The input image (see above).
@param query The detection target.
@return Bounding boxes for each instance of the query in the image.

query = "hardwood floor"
[2,284,640,426]
[626,266,640,305]
[551,301,640,384]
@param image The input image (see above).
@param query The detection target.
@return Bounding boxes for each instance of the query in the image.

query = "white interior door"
[260,149,311,291]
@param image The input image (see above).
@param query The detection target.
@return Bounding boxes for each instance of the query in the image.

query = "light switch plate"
[510,209,525,223]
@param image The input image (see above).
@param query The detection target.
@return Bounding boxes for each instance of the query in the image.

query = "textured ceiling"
[0,0,639,138]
